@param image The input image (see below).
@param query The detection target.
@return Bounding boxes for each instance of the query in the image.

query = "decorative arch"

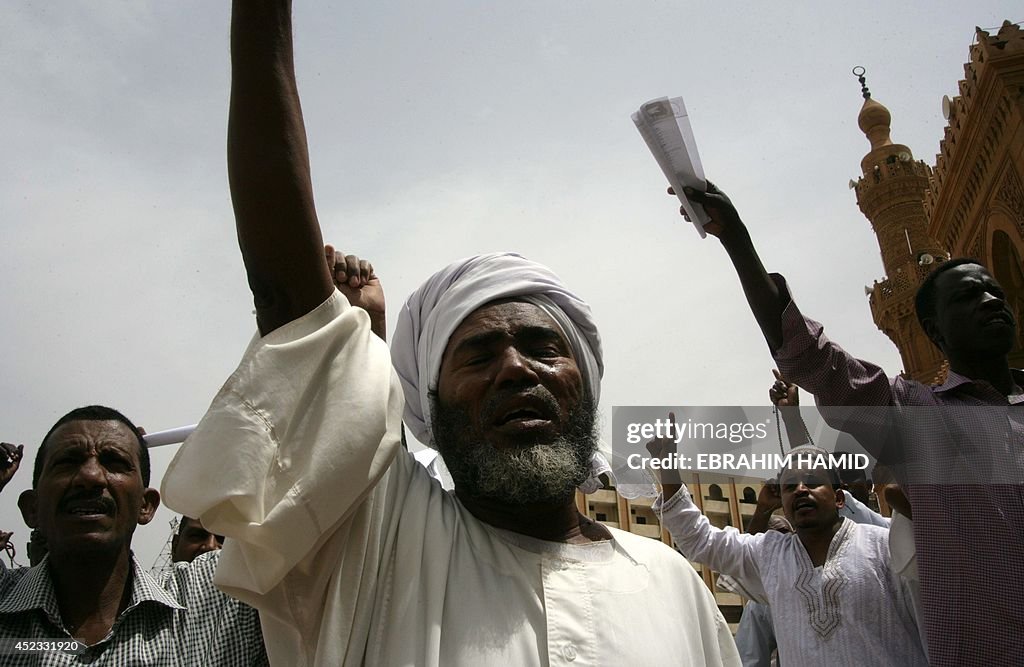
[987,218,1024,366]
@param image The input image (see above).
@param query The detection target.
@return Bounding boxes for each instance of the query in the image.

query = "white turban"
[391,252,604,446]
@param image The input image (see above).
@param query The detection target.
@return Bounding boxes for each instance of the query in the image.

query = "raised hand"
[744,476,783,534]
[325,245,386,340]
[769,369,799,408]
[770,369,810,448]
[668,181,744,241]
[645,412,682,498]
[0,443,24,492]
[756,477,782,513]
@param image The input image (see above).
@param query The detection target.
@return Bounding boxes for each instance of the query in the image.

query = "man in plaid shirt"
[677,182,1023,666]
[0,407,268,666]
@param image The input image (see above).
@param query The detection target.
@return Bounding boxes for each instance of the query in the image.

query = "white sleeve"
[734,602,777,667]
[653,485,768,601]
[842,489,891,528]
[160,289,405,598]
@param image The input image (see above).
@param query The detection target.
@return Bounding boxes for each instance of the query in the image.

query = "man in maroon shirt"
[677,182,1022,667]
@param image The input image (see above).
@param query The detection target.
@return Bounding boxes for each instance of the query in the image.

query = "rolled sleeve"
[161,290,405,595]
[768,274,897,460]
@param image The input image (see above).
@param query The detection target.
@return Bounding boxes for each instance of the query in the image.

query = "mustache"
[59,492,116,514]
[479,385,562,425]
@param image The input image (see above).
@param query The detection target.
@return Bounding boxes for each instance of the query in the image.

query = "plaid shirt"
[0,550,267,666]
[773,276,1024,667]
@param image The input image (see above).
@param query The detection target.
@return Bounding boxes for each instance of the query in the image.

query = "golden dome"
[858,97,893,149]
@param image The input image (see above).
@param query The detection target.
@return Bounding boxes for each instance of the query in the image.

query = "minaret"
[851,68,948,383]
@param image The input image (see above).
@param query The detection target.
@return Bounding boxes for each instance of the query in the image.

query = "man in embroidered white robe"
[650,442,927,666]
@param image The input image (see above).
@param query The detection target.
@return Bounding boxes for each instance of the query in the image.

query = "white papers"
[632,96,710,237]
[142,424,196,448]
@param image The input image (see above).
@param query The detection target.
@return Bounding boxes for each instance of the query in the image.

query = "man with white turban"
[391,251,611,497]
[163,2,739,665]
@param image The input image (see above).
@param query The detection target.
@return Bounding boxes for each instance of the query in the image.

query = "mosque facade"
[856,20,1024,381]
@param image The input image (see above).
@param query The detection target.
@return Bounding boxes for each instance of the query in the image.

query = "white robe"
[655,485,927,666]
[163,292,740,667]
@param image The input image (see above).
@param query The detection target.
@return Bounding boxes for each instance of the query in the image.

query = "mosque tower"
[851,68,948,384]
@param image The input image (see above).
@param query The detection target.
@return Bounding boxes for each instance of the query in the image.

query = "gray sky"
[1,2,1018,569]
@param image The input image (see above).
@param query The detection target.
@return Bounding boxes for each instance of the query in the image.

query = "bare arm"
[229,0,334,336]
[673,184,786,351]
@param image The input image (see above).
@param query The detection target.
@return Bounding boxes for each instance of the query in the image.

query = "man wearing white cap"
[162,2,739,665]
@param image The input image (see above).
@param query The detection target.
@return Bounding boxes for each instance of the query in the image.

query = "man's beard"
[431,388,599,506]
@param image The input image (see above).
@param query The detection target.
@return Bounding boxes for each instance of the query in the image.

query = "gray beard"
[431,390,599,506]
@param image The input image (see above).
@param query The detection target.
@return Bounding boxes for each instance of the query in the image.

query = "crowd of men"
[1,1,1020,665]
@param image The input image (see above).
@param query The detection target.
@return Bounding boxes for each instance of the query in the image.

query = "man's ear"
[18,490,38,528]
[834,487,846,510]
[138,488,161,526]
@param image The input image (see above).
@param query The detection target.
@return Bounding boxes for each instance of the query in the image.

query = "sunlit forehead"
[444,300,574,364]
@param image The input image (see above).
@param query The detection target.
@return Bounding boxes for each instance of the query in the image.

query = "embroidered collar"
[793,518,854,639]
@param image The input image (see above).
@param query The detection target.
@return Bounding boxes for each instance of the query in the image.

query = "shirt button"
[563,644,577,661]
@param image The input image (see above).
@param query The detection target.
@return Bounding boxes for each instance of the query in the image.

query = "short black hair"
[915,258,985,333]
[33,405,150,488]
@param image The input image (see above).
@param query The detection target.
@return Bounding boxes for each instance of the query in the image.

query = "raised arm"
[769,369,810,448]
[647,420,766,596]
[0,442,23,495]
[744,480,782,535]
[673,184,786,351]
[3,443,25,553]
[655,482,767,601]
[229,0,334,335]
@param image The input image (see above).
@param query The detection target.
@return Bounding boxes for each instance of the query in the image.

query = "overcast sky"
[2,2,1019,569]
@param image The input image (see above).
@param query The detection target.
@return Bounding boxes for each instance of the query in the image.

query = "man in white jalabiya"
[648,437,927,666]
[161,2,739,665]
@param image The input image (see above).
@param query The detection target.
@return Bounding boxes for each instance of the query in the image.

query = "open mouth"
[793,499,816,513]
[497,407,549,425]
[62,497,115,518]
[491,394,558,429]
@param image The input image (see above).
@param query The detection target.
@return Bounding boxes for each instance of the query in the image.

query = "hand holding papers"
[632,96,711,237]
